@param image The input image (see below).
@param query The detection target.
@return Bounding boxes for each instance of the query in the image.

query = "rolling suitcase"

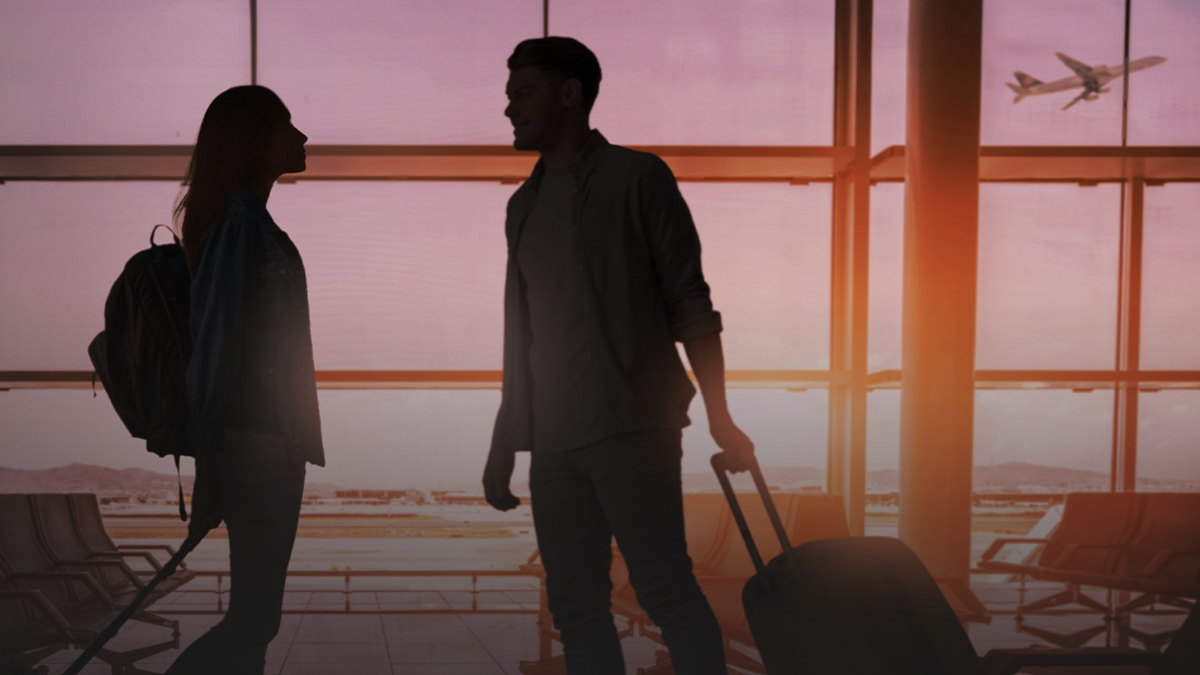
[712,453,980,675]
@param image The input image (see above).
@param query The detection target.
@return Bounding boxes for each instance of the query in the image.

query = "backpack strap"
[175,454,187,521]
[150,223,181,249]
[153,224,188,522]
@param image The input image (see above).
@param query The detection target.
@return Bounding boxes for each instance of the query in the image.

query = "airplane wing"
[1056,52,1094,76]
[1061,90,1090,111]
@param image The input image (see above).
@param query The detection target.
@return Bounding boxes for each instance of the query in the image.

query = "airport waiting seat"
[29,494,144,597]
[28,494,194,607]
[0,494,117,615]
[1092,493,1200,652]
[978,492,1199,650]
[0,583,179,675]
[1113,493,1200,599]
[0,495,179,672]
[0,586,81,669]
[978,492,1200,606]
[978,492,1144,617]
[970,598,1200,675]
[0,495,175,632]
[67,493,189,577]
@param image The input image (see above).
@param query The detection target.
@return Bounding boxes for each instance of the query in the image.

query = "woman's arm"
[187,216,256,452]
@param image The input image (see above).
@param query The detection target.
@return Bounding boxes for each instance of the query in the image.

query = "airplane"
[1006,52,1167,111]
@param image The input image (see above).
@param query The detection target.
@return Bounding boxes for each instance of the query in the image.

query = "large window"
[0,182,184,370]
[975,184,1121,370]
[871,0,909,155]
[267,182,511,370]
[552,0,835,145]
[684,390,829,486]
[981,0,1128,146]
[0,0,249,144]
[1140,184,1200,370]
[975,390,1115,477]
[1128,0,1200,145]
[1137,391,1200,489]
[3,1,1195,504]
[867,183,904,371]
[257,0,541,144]
[681,183,831,370]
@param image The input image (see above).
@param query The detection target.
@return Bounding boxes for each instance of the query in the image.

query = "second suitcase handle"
[711,452,805,594]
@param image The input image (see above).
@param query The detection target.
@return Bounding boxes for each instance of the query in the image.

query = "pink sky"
[1,0,1197,487]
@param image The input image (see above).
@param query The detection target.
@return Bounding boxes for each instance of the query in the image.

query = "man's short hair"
[508,36,602,113]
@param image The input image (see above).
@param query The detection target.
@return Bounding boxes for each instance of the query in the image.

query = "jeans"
[165,430,306,675]
[530,429,726,675]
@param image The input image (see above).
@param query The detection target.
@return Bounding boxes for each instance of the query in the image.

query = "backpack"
[88,224,194,518]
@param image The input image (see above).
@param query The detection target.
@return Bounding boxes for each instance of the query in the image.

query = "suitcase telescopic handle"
[711,452,805,593]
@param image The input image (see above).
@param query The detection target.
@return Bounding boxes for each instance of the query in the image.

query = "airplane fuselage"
[1006,53,1167,110]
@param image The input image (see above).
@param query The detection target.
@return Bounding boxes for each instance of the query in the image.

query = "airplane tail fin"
[1013,71,1043,88]
[1005,82,1028,104]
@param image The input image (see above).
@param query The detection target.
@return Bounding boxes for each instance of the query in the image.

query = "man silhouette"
[484,37,754,675]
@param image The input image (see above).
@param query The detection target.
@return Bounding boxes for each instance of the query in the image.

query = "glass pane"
[257,0,541,144]
[0,181,514,371]
[868,183,904,371]
[0,0,249,144]
[552,0,834,145]
[684,390,828,490]
[680,183,831,370]
[1137,391,1200,489]
[316,390,504,489]
[981,0,1127,145]
[265,182,511,370]
[976,184,1120,369]
[866,391,1116,540]
[279,181,828,370]
[872,0,909,155]
[1128,1,1200,145]
[975,390,1114,479]
[0,389,153,471]
[0,387,827,494]
[1,180,825,371]
[866,390,901,537]
[0,182,184,370]
[1140,184,1200,369]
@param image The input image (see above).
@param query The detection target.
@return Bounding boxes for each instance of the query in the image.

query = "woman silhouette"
[167,85,324,675]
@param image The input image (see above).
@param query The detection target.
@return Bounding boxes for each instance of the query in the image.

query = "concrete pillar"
[899,0,983,583]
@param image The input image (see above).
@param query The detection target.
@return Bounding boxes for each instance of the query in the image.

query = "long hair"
[175,85,289,267]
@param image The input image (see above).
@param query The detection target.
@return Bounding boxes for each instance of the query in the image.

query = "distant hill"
[1,461,1194,499]
[683,461,1196,493]
[0,463,340,500]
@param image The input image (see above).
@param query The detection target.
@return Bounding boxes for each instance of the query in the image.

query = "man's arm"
[683,331,755,471]
[483,447,520,511]
[638,157,755,468]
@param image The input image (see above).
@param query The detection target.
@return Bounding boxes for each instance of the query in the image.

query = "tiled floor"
[32,579,1189,675]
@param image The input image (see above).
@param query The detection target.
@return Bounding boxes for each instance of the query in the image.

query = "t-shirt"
[517,171,608,452]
